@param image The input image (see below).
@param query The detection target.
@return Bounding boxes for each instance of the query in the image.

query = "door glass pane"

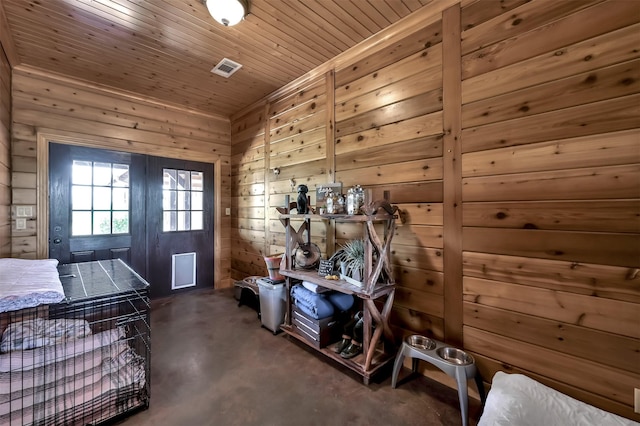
[191,211,203,230]
[93,162,112,186]
[112,211,129,234]
[177,211,189,231]
[163,190,176,210]
[163,211,177,232]
[112,188,129,210]
[177,191,190,210]
[191,172,203,191]
[71,160,130,236]
[112,164,129,187]
[72,161,92,185]
[163,169,177,189]
[72,185,92,210]
[93,211,111,234]
[192,192,203,210]
[72,211,92,236]
[178,170,190,190]
[93,187,112,210]
[162,168,205,233]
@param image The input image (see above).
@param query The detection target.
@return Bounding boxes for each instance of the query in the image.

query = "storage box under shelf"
[291,305,341,349]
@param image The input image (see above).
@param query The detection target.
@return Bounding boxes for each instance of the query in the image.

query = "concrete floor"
[118,288,482,426]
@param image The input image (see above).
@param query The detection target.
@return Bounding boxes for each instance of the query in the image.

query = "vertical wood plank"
[0,43,10,258]
[325,70,336,255]
[442,4,463,346]
[263,102,272,258]
[325,70,336,184]
[36,135,48,259]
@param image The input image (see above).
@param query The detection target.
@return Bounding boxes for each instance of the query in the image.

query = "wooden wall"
[0,45,10,258]
[266,76,332,258]
[230,0,640,420]
[230,101,268,277]
[459,0,640,418]
[9,67,233,288]
[333,15,448,352]
[231,74,333,277]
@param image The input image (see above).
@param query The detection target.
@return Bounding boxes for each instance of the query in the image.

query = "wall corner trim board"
[442,3,464,347]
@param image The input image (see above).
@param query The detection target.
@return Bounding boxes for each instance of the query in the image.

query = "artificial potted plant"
[331,239,365,287]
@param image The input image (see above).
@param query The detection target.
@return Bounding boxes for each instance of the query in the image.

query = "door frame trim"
[36,130,223,289]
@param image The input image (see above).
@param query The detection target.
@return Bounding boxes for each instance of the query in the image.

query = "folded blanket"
[291,285,334,319]
[0,327,125,373]
[0,259,65,313]
[326,292,354,312]
[0,363,111,416]
[301,281,329,293]
[34,383,146,426]
[0,341,129,402]
[0,342,146,425]
[1,318,92,353]
[0,357,146,425]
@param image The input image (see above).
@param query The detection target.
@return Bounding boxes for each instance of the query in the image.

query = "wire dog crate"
[0,259,150,426]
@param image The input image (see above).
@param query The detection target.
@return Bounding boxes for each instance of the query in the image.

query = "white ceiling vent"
[211,58,242,78]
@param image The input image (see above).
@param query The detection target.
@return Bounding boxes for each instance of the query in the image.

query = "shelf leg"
[362,308,372,369]
[364,292,395,344]
[364,322,384,369]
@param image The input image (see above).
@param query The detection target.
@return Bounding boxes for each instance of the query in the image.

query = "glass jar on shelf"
[336,193,346,214]
[325,191,347,214]
[326,190,336,214]
[347,185,365,215]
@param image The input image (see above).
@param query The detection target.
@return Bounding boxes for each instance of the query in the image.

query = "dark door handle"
[53,238,62,244]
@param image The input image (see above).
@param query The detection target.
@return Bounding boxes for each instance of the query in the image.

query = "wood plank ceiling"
[1,0,433,117]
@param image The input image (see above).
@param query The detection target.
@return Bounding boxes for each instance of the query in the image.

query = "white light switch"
[225,208,231,216]
[16,218,27,230]
[16,206,32,217]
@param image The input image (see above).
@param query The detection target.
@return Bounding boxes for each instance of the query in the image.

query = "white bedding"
[0,326,145,425]
[478,371,638,426]
[0,327,125,373]
[0,318,91,352]
[0,259,65,313]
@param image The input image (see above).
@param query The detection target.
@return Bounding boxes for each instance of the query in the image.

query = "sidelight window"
[71,161,130,236]
[162,169,204,232]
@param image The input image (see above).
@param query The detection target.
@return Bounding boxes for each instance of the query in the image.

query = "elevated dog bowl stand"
[391,337,485,426]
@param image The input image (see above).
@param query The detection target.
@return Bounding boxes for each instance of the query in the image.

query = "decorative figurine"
[297,184,309,214]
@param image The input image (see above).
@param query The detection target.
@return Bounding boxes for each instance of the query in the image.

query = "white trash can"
[257,278,286,334]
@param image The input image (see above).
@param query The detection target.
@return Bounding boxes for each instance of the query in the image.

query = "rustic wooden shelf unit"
[277,197,399,384]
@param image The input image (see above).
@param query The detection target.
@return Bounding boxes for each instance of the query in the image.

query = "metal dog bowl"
[436,347,474,365]
[405,335,436,350]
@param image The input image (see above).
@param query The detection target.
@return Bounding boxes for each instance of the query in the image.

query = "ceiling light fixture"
[205,0,249,27]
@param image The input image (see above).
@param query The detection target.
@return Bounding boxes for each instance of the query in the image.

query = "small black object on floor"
[234,278,261,317]
[239,287,260,317]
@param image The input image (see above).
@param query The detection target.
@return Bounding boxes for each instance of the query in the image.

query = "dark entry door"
[49,143,146,275]
[146,156,214,298]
